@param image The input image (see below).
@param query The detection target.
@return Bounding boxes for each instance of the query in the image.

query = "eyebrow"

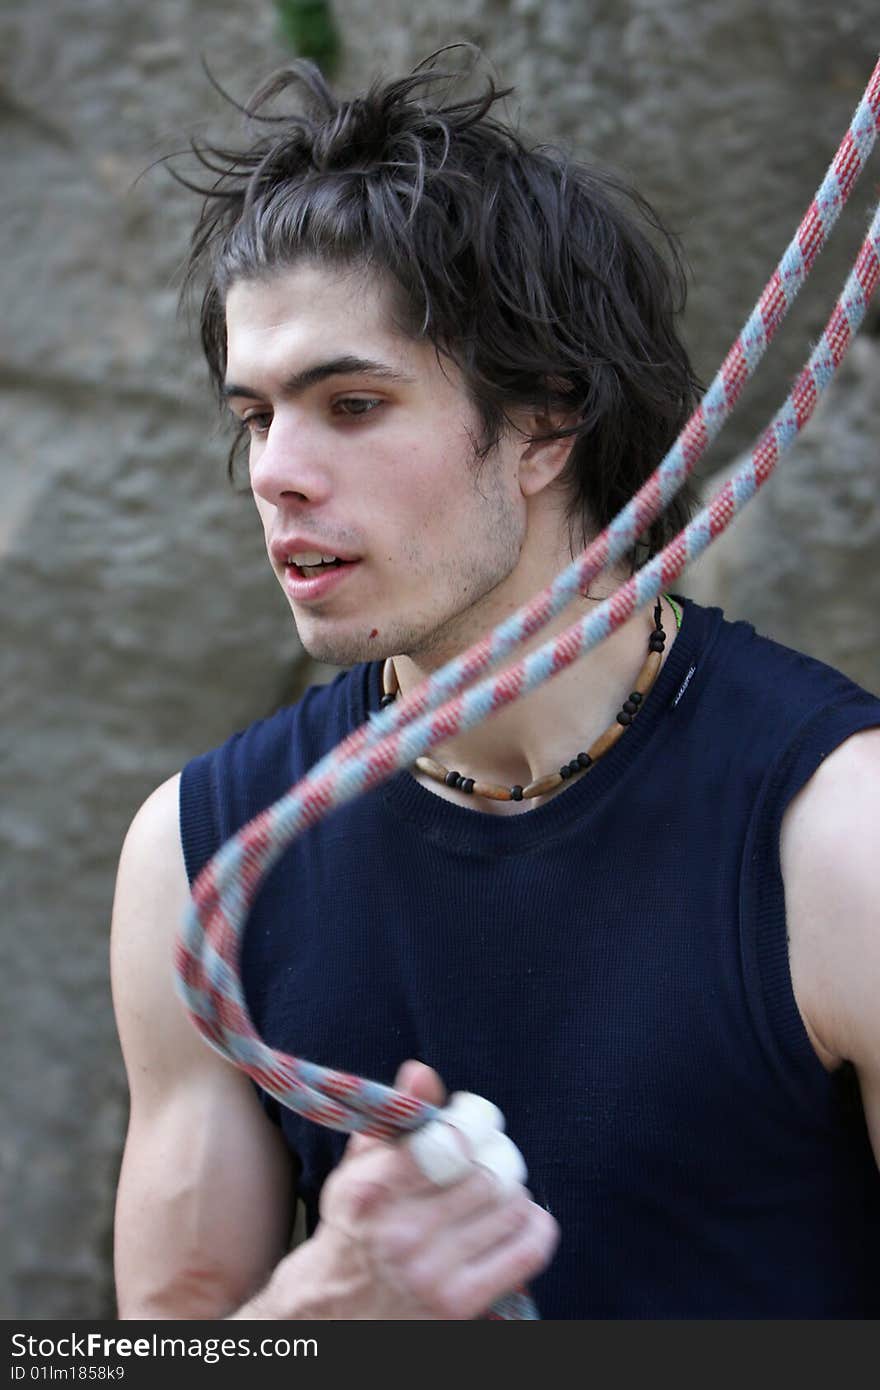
[221,355,417,402]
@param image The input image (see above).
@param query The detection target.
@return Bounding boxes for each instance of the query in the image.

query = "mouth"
[278,546,360,577]
[286,556,347,580]
[281,552,360,602]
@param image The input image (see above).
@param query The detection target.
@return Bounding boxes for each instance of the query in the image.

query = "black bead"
[510,785,524,801]
[617,710,633,726]
[577,752,592,769]
[649,636,665,653]
[379,692,396,708]
[445,770,460,788]
[461,778,475,794]
[567,759,580,775]
[623,698,638,715]
[629,691,643,705]
[559,764,571,779]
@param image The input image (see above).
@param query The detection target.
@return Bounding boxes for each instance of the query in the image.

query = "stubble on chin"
[289,623,378,670]
[289,602,429,669]
[292,611,453,670]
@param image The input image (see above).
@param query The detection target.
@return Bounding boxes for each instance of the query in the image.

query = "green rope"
[665,595,683,632]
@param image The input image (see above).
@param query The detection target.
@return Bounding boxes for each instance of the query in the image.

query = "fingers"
[373,1188,559,1321]
[376,1168,551,1277]
[328,1130,487,1229]
[395,1060,447,1108]
[345,1059,447,1161]
[406,1090,527,1194]
[373,1165,509,1252]
[344,1076,525,1218]
[314,1065,560,1320]
[438,1201,559,1320]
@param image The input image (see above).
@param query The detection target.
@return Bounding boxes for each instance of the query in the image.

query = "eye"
[241,411,272,436]
[332,397,383,417]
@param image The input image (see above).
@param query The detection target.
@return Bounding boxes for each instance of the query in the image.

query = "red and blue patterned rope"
[175,59,880,1320]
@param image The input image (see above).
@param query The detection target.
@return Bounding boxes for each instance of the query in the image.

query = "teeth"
[288,551,339,566]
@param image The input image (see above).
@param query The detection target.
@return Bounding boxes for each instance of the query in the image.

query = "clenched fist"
[261,1061,559,1320]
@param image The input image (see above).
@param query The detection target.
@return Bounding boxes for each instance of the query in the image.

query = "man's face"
[223,262,530,668]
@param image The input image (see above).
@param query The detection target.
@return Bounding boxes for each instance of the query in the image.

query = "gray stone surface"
[686,326,880,691]
[1,0,877,1317]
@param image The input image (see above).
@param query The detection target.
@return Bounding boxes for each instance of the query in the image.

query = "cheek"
[366,454,455,558]
[252,493,275,536]
[402,442,477,520]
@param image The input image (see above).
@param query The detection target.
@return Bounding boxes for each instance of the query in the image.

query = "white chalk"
[406,1118,471,1186]
[473,1130,528,1193]
[443,1092,505,1151]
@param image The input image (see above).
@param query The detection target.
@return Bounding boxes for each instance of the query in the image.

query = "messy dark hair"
[179,47,701,565]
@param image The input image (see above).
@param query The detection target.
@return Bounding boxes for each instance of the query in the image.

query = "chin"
[294,622,395,670]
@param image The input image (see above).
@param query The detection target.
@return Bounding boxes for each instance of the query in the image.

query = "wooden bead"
[382,657,399,695]
[632,650,663,692]
[471,781,514,801]
[522,773,564,798]
[587,721,626,760]
[415,756,448,781]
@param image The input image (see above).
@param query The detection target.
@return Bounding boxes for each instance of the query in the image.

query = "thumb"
[393,1058,447,1108]
[344,1059,447,1159]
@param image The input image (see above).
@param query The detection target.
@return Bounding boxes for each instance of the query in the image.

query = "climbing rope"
[175,57,880,1319]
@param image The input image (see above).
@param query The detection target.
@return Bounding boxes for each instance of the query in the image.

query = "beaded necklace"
[381,595,681,804]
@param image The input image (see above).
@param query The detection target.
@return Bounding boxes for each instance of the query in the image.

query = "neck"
[391,574,678,816]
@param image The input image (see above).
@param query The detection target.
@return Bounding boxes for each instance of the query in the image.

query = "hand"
[268,1060,559,1320]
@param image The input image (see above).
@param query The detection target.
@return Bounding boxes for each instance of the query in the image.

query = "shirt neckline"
[351,596,716,856]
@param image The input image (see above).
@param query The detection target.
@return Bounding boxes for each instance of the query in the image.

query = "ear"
[516,411,578,499]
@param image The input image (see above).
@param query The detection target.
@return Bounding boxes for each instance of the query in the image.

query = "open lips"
[286,550,349,579]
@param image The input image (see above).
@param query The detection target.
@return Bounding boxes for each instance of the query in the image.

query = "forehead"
[224,262,420,380]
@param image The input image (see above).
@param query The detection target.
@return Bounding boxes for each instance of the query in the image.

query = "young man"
[110,55,880,1319]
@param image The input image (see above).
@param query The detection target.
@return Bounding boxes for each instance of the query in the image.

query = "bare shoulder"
[110,768,264,1103]
[780,725,880,1104]
[110,771,203,1093]
[111,773,295,1318]
[111,773,184,954]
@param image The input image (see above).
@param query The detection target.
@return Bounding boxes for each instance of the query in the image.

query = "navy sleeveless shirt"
[180,598,880,1318]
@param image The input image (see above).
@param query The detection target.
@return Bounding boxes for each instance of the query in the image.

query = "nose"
[248,409,334,508]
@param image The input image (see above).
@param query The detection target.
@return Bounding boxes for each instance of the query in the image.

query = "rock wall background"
[1,0,877,1317]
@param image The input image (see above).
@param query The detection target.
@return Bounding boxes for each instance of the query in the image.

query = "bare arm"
[112,774,558,1320]
[782,727,880,1161]
[111,773,295,1318]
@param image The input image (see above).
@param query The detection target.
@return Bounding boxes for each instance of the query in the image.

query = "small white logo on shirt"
[672,664,698,708]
